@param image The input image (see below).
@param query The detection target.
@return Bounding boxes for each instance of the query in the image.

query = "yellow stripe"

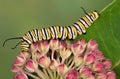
[49,27,55,39]
[56,26,61,38]
[38,29,46,40]
[63,27,68,39]
[46,27,51,40]
[23,34,32,43]
[71,26,77,39]
[83,16,92,26]
[76,21,86,33]
[31,30,38,42]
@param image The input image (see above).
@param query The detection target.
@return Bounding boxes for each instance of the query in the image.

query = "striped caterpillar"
[3,9,100,51]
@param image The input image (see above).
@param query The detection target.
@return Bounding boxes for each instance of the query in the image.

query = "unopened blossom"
[14,72,28,79]
[24,59,38,72]
[65,69,78,79]
[14,56,26,66]
[37,56,50,68]
[11,39,116,79]
[107,71,116,79]
[57,64,68,76]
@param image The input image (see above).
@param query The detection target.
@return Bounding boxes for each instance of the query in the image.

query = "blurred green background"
[0,0,112,79]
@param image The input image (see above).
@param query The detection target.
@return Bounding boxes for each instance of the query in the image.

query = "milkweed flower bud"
[102,59,112,69]
[50,39,60,50]
[80,67,92,78]
[50,59,59,70]
[57,64,68,76]
[37,56,50,68]
[11,65,21,72]
[11,39,116,79]
[76,39,87,48]
[60,48,71,61]
[87,40,98,51]
[14,72,28,79]
[14,56,26,66]
[30,42,38,52]
[18,51,31,59]
[85,54,95,65]
[24,59,38,72]
[74,55,83,67]
[107,71,116,79]
[71,43,84,56]
[92,61,105,74]
[39,41,49,54]
[65,69,78,79]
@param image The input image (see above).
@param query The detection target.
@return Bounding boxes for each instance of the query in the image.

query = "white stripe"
[53,26,58,38]
[38,29,41,40]
[73,24,82,33]
[42,28,46,39]
[79,19,88,27]
[85,14,93,23]
[67,26,72,36]
[50,26,55,38]
[31,31,36,42]
[23,37,31,44]
[60,26,63,38]
[45,28,48,39]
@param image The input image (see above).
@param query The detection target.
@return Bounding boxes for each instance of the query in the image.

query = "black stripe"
[52,26,57,39]
[86,13,94,22]
[74,23,84,34]
[22,38,30,46]
[36,29,39,41]
[80,18,89,26]
[43,28,47,40]
[61,27,64,39]
[68,26,73,39]
[28,31,34,42]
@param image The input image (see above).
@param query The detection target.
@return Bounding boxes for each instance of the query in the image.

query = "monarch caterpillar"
[3,8,100,51]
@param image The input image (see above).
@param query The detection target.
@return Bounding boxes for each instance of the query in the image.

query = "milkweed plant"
[11,39,116,79]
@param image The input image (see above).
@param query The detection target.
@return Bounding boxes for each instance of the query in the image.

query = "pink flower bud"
[92,61,105,74]
[102,59,112,69]
[50,59,59,70]
[25,59,38,72]
[65,69,78,79]
[30,42,38,52]
[35,51,44,59]
[74,55,83,67]
[76,39,87,48]
[14,56,26,66]
[11,65,21,72]
[96,73,107,79]
[80,67,92,78]
[39,41,49,54]
[107,71,116,79]
[50,39,60,50]
[18,51,31,59]
[59,42,67,50]
[60,48,71,60]
[87,40,98,51]
[14,72,28,79]
[57,64,68,76]
[92,50,104,60]
[85,54,95,65]
[71,43,84,56]
[37,56,50,68]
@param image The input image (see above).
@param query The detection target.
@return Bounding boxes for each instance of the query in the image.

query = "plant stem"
[25,72,40,79]
[100,0,116,13]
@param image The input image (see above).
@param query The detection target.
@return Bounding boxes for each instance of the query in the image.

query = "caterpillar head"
[88,11,100,21]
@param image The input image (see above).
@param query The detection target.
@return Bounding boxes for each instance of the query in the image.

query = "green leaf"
[77,0,120,78]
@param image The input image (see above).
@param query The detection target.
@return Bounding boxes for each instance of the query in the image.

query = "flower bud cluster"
[11,39,116,79]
